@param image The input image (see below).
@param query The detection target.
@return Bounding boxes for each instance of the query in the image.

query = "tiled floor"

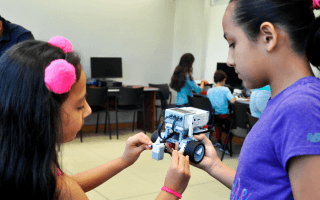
[58,129,242,200]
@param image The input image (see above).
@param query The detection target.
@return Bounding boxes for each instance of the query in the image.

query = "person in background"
[170,53,208,107]
[0,15,34,57]
[249,85,271,118]
[206,70,236,154]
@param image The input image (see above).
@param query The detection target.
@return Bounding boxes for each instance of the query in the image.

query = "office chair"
[187,95,221,141]
[221,102,249,161]
[193,93,207,98]
[149,83,175,128]
[188,95,234,143]
[113,87,146,139]
[247,112,259,132]
[82,86,111,142]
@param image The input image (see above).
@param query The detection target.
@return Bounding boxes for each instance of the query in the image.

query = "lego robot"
[150,107,209,163]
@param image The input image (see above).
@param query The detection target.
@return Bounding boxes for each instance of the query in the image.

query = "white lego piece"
[152,143,165,161]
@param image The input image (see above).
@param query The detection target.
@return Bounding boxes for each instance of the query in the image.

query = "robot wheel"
[184,141,205,164]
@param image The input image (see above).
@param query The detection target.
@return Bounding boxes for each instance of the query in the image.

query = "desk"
[108,87,157,93]
[194,79,214,86]
[235,96,250,104]
[90,85,158,133]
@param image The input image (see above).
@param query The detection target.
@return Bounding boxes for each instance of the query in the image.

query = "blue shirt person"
[169,53,208,107]
[206,70,236,151]
[249,85,271,118]
[207,86,235,114]
[176,75,203,106]
[0,15,34,57]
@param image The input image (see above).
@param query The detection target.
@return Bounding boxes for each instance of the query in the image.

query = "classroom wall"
[171,0,206,78]
[2,1,320,126]
[1,0,176,86]
[204,2,229,82]
[1,0,177,125]
[170,0,208,103]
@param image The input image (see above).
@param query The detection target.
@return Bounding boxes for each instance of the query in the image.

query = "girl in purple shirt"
[168,0,320,199]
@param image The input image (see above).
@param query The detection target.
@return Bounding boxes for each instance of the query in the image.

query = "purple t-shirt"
[230,76,320,199]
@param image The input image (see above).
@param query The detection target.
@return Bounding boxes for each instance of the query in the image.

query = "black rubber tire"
[151,131,159,143]
[184,141,205,164]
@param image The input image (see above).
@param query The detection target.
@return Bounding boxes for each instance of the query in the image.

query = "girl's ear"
[260,22,278,52]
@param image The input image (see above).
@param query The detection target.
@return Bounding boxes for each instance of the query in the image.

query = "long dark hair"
[229,0,320,70]
[0,40,81,199]
[170,53,195,92]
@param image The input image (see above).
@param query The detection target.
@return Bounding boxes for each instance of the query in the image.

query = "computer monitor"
[90,57,122,78]
[216,62,243,88]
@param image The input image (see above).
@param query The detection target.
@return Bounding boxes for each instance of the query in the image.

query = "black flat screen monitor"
[90,57,122,78]
[217,62,242,88]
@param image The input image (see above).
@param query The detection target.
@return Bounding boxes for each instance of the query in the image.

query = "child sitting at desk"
[207,70,236,153]
[170,53,208,107]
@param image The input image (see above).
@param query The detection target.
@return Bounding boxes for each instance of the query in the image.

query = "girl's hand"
[192,134,220,172]
[202,79,209,85]
[121,132,152,167]
[165,134,220,173]
[164,150,191,194]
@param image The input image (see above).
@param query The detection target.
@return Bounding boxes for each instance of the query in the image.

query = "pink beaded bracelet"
[161,186,182,199]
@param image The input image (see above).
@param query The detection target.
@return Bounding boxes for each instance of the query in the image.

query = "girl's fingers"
[194,134,211,147]
[178,151,186,169]
[131,133,152,146]
[171,150,179,167]
[175,142,179,151]
[165,143,174,153]
[185,155,190,172]
[137,132,152,144]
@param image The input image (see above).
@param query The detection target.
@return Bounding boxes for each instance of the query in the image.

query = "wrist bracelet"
[161,186,182,199]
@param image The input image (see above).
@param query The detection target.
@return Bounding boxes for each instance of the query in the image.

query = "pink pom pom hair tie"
[44,59,76,94]
[48,36,73,53]
[44,36,76,94]
[313,0,320,10]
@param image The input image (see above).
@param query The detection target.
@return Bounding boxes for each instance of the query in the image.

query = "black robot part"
[184,141,205,164]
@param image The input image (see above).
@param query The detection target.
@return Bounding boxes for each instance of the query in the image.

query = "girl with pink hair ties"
[166,0,320,199]
[0,36,190,199]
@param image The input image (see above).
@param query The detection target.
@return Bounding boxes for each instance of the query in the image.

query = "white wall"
[204,2,229,82]
[172,0,206,78]
[170,0,207,103]
[1,0,176,125]
[1,0,176,85]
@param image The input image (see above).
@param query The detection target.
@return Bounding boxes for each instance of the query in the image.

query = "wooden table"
[106,86,158,133]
